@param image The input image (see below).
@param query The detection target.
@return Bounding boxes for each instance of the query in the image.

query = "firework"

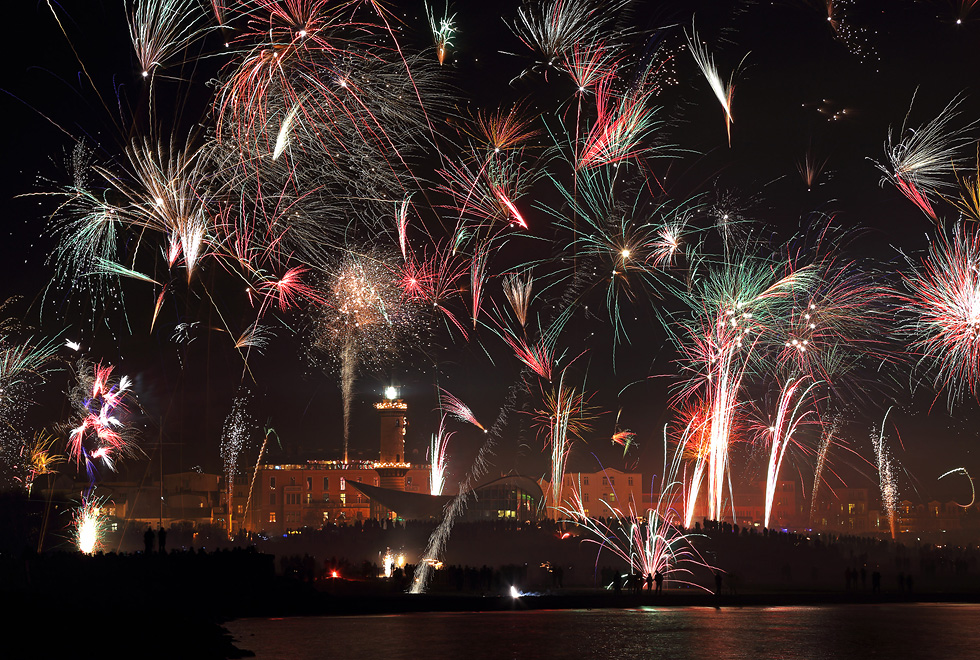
[19,432,65,495]
[758,378,819,528]
[902,225,980,403]
[316,251,424,461]
[873,95,976,220]
[938,467,975,508]
[221,391,254,536]
[426,2,456,65]
[685,26,741,146]
[872,409,899,539]
[534,371,598,511]
[809,414,839,525]
[75,498,109,554]
[66,361,138,479]
[428,417,453,496]
[560,476,712,589]
[127,0,209,78]
[439,388,485,431]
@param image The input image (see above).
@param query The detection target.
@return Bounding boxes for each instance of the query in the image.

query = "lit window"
[270,477,276,489]
[340,477,346,491]
[307,477,313,491]
[269,512,276,523]
[236,505,243,515]
[340,493,346,505]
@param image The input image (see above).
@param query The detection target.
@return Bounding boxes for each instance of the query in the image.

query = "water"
[225,603,980,659]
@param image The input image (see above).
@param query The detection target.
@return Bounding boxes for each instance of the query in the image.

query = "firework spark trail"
[810,414,839,524]
[938,467,975,508]
[470,243,490,329]
[413,373,527,594]
[221,391,254,536]
[760,378,819,528]
[502,271,533,327]
[243,428,276,528]
[397,196,412,260]
[428,417,453,496]
[872,408,899,539]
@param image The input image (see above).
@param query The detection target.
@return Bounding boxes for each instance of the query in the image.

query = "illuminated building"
[542,469,643,519]
[231,389,429,534]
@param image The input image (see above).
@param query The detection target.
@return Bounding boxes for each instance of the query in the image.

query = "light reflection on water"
[226,603,980,660]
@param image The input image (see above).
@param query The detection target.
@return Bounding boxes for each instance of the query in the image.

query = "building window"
[407,476,413,486]
[307,477,313,491]
[236,505,243,514]
[323,477,329,490]
[322,512,329,522]
[609,476,615,486]
[306,493,312,505]
[602,476,608,486]
[583,476,589,486]
[374,477,378,486]
[269,512,276,523]
[339,493,346,505]
[290,476,296,486]
[628,477,633,487]
[322,493,330,502]
[583,493,589,502]
[340,477,346,491]
[270,477,276,490]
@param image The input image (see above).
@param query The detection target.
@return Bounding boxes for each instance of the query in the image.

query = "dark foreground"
[5,549,980,659]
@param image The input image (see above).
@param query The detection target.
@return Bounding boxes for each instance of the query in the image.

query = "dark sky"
[3,0,980,508]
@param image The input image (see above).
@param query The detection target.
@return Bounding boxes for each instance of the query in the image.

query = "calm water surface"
[226,603,980,659]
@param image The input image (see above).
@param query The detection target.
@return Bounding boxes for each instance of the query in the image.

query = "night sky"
[3,0,980,509]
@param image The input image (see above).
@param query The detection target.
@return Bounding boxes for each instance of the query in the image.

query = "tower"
[374,386,409,493]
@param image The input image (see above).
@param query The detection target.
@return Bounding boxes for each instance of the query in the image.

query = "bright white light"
[385,386,398,400]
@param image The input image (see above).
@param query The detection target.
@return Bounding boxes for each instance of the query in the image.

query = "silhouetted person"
[654,571,663,595]
[872,570,881,593]
[645,572,653,592]
[613,572,623,595]
[714,571,723,596]
[158,527,167,554]
[144,526,155,555]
